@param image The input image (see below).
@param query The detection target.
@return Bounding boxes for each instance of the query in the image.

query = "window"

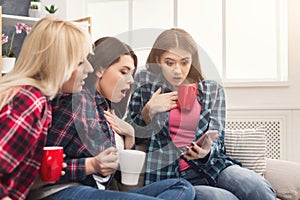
[223,0,288,85]
[84,0,288,86]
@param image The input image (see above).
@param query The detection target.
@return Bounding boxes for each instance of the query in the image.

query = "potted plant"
[30,0,42,10]
[45,4,58,15]
[28,4,41,18]
[2,23,31,73]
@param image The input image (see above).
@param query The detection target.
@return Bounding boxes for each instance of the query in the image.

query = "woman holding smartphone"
[126,28,276,200]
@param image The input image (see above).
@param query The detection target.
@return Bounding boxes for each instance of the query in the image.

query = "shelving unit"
[72,16,91,34]
[1,14,40,78]
[2,14,40,27]
[2,14,91,32]
[1,14,91,77]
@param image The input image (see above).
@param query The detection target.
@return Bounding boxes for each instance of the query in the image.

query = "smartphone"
[195,130,219,147]
[182,130,219,155]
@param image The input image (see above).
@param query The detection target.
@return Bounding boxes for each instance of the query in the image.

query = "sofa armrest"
[265,158,300,200]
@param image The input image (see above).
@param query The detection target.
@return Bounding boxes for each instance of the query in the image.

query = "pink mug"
[40,146,63,182]
[177,85,197,111]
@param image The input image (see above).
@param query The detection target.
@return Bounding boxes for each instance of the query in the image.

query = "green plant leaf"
[45,4,58,14]
[30,4,39,9]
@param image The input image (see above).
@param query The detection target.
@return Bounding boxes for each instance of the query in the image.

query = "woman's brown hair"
[146,28,204,81]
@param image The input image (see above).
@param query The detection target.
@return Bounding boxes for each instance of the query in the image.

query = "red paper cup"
[40,146,63,182]
[177,85,197,111]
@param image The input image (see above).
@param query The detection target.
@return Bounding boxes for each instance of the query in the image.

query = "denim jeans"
[41,178,195,200]
[180,165,276,200]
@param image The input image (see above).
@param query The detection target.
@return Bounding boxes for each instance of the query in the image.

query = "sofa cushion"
[225,127,266,175]
[265,158,300,200]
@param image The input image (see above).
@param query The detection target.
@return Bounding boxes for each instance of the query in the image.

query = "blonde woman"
[0,17,93,200]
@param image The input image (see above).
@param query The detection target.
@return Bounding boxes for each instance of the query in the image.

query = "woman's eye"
[121,71,128,75]
[181,60,190,66]
[166,61,174,66]
[78,61,84,66]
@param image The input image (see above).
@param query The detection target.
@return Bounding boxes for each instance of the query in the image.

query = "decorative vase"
[2,57,16,74]
[28,9,42,18]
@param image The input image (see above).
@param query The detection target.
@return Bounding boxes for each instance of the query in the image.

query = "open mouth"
[173,77,182,82]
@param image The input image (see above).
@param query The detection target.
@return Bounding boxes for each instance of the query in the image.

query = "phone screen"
[195,130,219,147]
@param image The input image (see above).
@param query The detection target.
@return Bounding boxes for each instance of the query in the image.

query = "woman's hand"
[1,196,12,200]
[142,87,178,124]
[104,109,134,138]
[86,147,119,177]
[104,109,135,149]
[182,136,214,161]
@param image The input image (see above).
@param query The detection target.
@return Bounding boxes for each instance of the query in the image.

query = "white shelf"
[2,14,39,27]
[2,14,91,33]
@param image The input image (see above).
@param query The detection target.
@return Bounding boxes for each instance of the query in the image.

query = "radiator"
[226,120,282,159]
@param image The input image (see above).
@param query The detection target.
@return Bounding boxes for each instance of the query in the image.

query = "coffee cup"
[119,149,146,185]
[177,85,197,111]
[40,146,64,182]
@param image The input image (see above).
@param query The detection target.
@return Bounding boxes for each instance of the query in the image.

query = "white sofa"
[264,158,300,200]
[225,128,300,200]
[115,128,300,200]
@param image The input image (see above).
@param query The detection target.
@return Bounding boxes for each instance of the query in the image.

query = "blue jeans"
[180,165,276,200]
[41,178,195,200]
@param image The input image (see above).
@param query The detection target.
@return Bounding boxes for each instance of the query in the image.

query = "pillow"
[224,127,266,175]
[265,158,300,200]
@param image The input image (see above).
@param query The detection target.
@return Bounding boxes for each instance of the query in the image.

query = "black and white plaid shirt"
[126,70,239,186]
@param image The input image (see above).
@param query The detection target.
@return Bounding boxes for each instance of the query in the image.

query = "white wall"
[41,0,85,20]
[65,0,85,20]
[39,0,66,19]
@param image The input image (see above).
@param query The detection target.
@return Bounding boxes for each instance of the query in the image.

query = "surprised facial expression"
[158,48,192,88]
[97,55,135,103]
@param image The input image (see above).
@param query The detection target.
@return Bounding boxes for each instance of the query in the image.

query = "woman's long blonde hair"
[0,16,93,110]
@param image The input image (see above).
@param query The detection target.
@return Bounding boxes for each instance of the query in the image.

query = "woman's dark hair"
[146,28,204,81]
[86,37,137,117]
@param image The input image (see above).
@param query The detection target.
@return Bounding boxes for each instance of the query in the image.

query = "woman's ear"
[96,68,104,79]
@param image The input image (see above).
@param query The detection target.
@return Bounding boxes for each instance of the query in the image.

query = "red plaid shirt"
[0,86,52,200]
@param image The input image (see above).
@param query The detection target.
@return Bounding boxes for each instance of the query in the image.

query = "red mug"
[177,85,197,111]
[40,146,63,182]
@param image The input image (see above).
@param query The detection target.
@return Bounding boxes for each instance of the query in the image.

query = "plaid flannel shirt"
[47,87,115,186]
[126,70,239,186]
[0,86,51,200]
